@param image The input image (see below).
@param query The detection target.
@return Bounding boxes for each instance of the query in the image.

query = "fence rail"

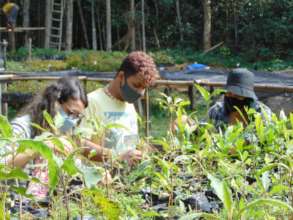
[1,73,293,136]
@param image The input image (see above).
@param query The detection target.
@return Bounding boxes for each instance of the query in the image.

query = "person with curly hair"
[79,51,159,166]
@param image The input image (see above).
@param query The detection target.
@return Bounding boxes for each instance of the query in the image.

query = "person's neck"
[107,80,124,102]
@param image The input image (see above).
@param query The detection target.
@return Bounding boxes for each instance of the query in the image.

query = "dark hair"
[117,51,158,83]
[19,77,88,136]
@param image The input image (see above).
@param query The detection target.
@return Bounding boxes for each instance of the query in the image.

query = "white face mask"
[55,108,79,133]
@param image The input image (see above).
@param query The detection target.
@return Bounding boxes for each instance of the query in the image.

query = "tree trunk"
[153,27,160,49]
[202,0,212,51]
[141,0,146,51]
[137,18,142,50]
[65,0,73,51]
[91,0,97,50]
[106,0,112,51]
[45,0,52,48]
[153,0,160,49]
[77,0,90,48]
[130,0,136,51]
[96,4,104,50]
[176,0,183,42]
[116,26,121,50]
[233,0,239,50]
[103,21,107,49]
[23,0,30,48]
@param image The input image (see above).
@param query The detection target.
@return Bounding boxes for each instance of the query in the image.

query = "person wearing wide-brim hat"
[208,68,272,128]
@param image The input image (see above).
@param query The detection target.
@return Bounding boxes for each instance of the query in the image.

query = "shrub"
[25,60,67,71]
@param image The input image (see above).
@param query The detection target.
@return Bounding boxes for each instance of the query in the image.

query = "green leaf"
[62,154,79,176]
[154,156,170,177]
[84,189,121,219]
[269,184,290,195]
[179,212,220,220]
[31,122,48,134]
[154,172,171,191]
[238,199,293,217]
[47,160,59,190]
[152,139,170,152]
[141,211,161,217]
[255,114,265,143]
[18,140,52,160]
[261,171,271,192]
[78,165,103,188]
[43,110,56,130]
[208,174,233,217]
[0,115,12,139]
[17,140,59,189]
[211,88,226,97]
[49,137,65,153]
[290,113,293,129]
[257,163,290,176]
[10,186,33,199]
[0,168,29,180]
[194,84,210,102]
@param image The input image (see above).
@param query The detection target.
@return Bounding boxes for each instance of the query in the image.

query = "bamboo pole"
[145,88,150,137]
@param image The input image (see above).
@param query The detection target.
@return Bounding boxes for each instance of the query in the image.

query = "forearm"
[7,149,37,168]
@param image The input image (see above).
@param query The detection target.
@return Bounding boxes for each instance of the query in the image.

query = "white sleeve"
[11,115,32,139]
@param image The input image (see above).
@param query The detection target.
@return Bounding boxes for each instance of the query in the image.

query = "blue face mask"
[58,109,79,133]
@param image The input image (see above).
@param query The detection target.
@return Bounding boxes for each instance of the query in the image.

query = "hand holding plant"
[119,149,143,166]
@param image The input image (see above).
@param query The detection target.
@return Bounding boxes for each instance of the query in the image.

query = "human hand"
[119,149,143,166]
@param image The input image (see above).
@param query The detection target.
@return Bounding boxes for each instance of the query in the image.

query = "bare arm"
[6,149,38,168]
[80,139,143,165]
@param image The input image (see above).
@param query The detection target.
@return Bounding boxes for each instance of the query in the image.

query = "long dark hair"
[19,77,88,136]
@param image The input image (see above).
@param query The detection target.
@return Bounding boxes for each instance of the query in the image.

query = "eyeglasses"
[67,109,84,120]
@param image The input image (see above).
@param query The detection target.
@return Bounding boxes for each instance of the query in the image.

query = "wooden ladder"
[49,0,65,50]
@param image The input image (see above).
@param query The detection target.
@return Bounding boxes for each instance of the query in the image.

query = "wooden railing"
[1,73,293,136]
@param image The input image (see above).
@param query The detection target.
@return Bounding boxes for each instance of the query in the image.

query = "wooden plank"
[11,76,87,81]
[0,27,45,32]
[0,75,14,81]
[0,73,293,93]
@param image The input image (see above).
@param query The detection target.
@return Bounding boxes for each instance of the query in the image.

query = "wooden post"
[106,0,112,51]
[28,38,32,61]
[23,0,31,48]
[45,0,52,48]
[66,0,74,51]
[136,99,144,116]
[2,82,8,117]
[3,40,8,70]
[141,0,146,52]
[0,40,8,115]
[8,30,16,52]
[83,78,87,93]
[188,84,197,110]
[144,88,150,137]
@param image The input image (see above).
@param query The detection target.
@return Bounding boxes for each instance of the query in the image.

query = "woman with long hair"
[8,76,88,167]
